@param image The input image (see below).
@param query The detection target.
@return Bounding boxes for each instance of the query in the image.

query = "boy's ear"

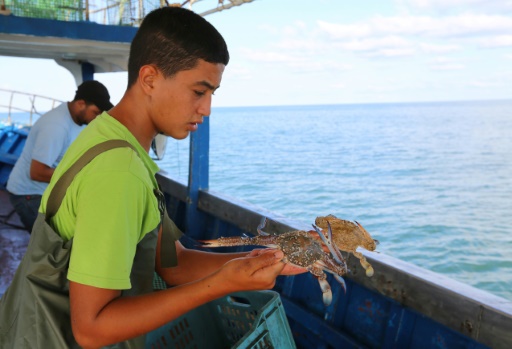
[139,65,158,93]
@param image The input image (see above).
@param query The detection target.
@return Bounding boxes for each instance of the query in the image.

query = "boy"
[0,6,303,348]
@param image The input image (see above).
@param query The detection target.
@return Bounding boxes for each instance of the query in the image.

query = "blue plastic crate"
[146,290,296,349]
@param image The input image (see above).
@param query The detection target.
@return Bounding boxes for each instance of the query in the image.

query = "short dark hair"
[127,6,229,88]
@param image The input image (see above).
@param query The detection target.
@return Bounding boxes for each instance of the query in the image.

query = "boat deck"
[0,188,30,296]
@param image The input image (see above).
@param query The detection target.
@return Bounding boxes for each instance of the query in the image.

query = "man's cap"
[74,80,113,111]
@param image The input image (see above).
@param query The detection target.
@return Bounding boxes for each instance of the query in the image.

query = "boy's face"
[150,59,225,140]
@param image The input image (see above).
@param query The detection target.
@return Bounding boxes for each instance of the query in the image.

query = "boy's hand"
[217,249,286,291]
[247,248,308,276]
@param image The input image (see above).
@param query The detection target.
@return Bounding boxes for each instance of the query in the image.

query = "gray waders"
[0,140,182,348]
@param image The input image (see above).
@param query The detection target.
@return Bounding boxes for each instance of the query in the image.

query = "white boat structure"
[0,88,62,126]
[1,1,511,348]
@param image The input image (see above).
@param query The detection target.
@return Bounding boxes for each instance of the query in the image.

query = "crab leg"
[257,216,270,236]
[199,235,278,248]
[353,251,375,277]
[321,268,347,293]
[317,259,348,293]
[333,274,347,292]
[309,266,332,306]
[312,223,345,265]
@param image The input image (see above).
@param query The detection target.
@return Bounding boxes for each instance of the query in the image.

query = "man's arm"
[29,119,69,183]
[29,159,55,183]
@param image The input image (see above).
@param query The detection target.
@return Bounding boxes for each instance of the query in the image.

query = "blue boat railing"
[157,170,512,349]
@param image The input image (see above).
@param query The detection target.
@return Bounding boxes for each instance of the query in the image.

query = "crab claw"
[333,274,347,293]
[317,276,333,306]
[312,223,345,264]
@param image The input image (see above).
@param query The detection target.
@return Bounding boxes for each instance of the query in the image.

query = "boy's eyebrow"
[196,80,219,91]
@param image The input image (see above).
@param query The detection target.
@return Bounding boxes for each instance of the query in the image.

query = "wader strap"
[154,188,182,267]
[161,206,181,267]
[46,140,136,220]
[44,139,181,267]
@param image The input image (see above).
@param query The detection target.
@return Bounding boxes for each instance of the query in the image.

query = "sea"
[155,100,512,301]
[2,99,511,301]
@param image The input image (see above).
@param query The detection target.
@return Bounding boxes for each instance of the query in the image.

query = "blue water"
[156,100,512,301]
[3,101,510,300]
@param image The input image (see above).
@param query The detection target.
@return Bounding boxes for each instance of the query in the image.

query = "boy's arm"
[156,239,249,285]
[156,229,308,286]
[69,248,285,348]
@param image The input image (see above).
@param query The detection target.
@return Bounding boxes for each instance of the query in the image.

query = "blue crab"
[200,217,348,306]
[314,215,378,277]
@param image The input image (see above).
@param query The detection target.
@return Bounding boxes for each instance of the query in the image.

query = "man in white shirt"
[6,80,113,231]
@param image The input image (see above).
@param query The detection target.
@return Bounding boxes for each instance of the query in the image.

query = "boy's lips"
[188,120,202,131]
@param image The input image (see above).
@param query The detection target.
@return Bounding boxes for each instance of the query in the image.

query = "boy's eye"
[194,90,206,96]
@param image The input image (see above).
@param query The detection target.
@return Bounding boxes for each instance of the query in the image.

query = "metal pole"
[139,0,144,19]
[185,117,209,238]
[81,62,95,82]
[7,91,13,124]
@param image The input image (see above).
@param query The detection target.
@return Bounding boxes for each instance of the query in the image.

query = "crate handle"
[226,295,252,307]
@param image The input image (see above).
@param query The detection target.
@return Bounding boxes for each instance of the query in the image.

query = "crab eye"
[374,239,380,245]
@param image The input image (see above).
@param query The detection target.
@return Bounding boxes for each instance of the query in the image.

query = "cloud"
[428,56,466,70]
[309,13,512,59]
[364,48,416,57]
[330,82,346,89]
[399,0,512,13]
[430,63,465,70]
[223,64,252,80]
[239,47,352,74]
[337,36,411,52]
[273,38,326,52]
[317,21,372,39]
[244,10,512,62]
[240,48,296,63]
[479,35,512,48]
[318,14,512,39]
[468,78,508,88]
[256,23,281,35]
[226,3,512,105]
[420,43,461,53]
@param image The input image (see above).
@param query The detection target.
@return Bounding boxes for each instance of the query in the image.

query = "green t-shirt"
[40,112,161,290]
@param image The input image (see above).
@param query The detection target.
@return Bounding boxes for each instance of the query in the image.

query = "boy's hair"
[127,6,230,87]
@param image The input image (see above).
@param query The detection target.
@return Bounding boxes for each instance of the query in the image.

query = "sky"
[1,0,512,107]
